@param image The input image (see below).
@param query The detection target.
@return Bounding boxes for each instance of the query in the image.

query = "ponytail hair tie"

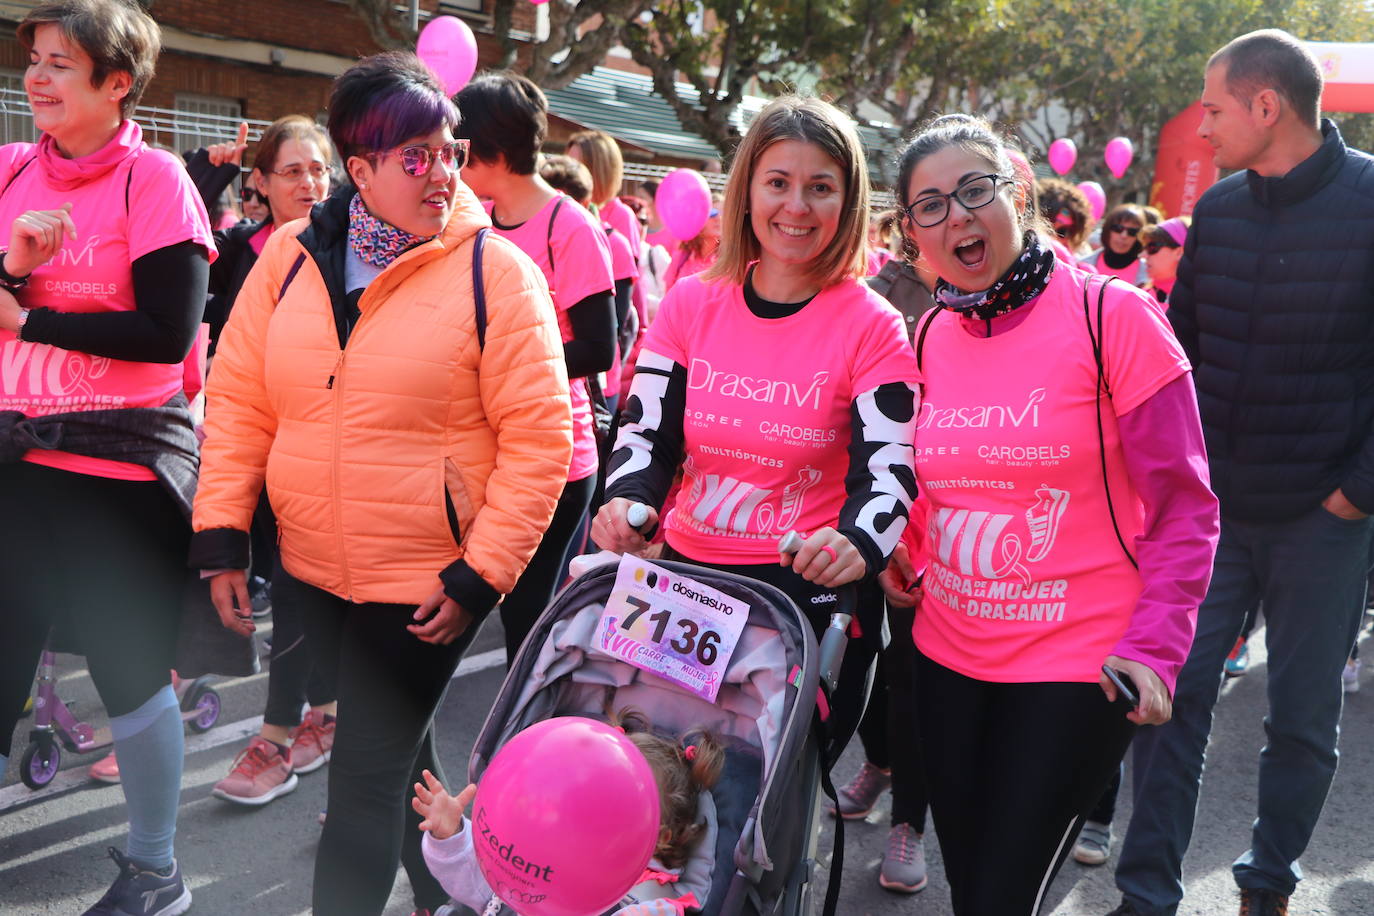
[684,745,697,762]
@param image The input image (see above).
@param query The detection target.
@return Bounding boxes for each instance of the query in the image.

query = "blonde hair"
[608,707,724,870]
[567,129,624,207]
[704,96,869,290]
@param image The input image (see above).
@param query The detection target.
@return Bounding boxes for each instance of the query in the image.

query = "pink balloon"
[1104,137,1134,179]
[473,717,660,916]
[416,15,478,97]
[655,168,712,241]
[1078,180,1107,221]
[1047,138,1077,176]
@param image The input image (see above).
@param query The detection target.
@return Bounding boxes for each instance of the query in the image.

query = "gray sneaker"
[827,761,891,819]
[1073,820,1113,866]
[878,822,927,893]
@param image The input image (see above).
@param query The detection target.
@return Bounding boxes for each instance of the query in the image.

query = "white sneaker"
[1343,658,1362,694]
[1073,820,1112,866]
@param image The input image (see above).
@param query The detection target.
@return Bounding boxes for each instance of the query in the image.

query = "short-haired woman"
[454,71,617,664]
[1082,202,1152,286]
[594,95,920,741]
[1142,216,1190,305]
[0,1,214,910]
[881,114,1218,914]
[192,53,573,915]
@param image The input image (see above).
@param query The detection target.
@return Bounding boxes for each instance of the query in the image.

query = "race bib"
[597,556,749,702]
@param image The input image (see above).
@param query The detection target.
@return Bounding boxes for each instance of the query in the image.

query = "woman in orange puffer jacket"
[189,54,573,916]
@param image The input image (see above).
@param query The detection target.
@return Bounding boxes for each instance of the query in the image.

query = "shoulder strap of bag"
[545,195,567,270]
[0,155,37,200]
[277,253,307,303]
[1082,274,1138,569]
[473,227,489,351]
[913,303,946,374]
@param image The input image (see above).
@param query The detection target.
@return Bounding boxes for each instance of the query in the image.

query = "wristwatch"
[15,307,30,339]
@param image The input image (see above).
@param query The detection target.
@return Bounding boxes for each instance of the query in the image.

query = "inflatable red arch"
[1150,41,1374,217]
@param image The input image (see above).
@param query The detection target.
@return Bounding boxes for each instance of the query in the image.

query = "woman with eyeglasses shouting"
[1081,202,1153,286]
[878,114,1218,915]
[191,53,574,915]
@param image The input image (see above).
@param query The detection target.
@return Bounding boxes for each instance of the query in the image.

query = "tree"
[490,0,657,89]
[621,0,835,159]
[343,0,655,91]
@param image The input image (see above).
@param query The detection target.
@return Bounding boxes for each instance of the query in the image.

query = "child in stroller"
[415,708,725,914]
[458,554,856,916]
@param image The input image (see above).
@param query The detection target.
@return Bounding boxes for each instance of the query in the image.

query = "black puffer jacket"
[1169,120,1374,521]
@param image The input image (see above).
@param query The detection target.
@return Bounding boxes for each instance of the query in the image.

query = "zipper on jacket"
[326,352,343,389]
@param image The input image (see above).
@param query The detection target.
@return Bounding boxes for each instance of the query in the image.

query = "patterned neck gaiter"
[935,231,1056,321]
[346,193,435,269]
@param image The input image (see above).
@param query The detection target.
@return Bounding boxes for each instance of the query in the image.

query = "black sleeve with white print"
[838,381,920,576]
[603,348,688,516]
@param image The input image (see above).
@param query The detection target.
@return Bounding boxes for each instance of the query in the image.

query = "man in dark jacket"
[1111,30,1374,916]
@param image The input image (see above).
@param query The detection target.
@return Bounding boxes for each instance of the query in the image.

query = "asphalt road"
[3,613,1371,916]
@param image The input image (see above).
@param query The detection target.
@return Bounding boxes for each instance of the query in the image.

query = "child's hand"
[411,769,476,841]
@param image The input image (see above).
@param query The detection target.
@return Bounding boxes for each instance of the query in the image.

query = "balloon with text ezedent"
[472,717,660,916]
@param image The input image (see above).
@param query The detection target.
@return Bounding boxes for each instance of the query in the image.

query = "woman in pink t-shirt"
[878,114,1219,915]
[455,72,616,664]
[594,96,920,751]
[0,3,215,911]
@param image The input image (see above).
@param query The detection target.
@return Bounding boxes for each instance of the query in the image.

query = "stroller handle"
[777,531,855,694]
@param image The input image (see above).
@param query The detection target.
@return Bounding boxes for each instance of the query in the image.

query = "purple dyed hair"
[328,51,460,165]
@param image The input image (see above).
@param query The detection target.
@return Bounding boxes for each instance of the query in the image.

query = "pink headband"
[1157,218,1188,248]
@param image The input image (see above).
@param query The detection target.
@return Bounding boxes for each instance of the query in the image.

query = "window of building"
[439,0,484,13]
[173,92,242,156]
[0,70,37,146]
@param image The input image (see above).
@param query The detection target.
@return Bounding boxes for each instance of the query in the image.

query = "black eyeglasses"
[1144,242,1177,255]
[378,139,470,178]
[240,185,265,205]
[1108,223,1141,237]
[904,174,1013,228]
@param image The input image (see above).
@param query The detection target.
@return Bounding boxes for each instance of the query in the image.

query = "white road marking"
[0,647,505,813]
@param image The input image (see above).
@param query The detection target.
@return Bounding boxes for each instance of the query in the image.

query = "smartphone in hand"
[1102,665,1139,707]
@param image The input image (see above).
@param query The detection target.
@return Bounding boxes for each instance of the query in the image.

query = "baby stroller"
[470,555,858,916]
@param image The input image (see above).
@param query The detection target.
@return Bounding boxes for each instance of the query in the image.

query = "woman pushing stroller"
[593,96,920,740]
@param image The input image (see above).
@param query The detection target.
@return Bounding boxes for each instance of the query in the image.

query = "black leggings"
[662,546,880,760]
[284,567,479,915]
[915,650,1135,915]
[0,461,184,755]
[499,473,596,664]
[855,600,928,830]
[263,555,334,727]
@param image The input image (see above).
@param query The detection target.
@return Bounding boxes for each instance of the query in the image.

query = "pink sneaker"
[212,736,298,806]
[88,751,120,784]
[289,709,335,775]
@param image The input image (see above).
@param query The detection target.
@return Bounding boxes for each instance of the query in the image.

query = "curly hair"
[1035,177,1093,251]
[608,707,724,870]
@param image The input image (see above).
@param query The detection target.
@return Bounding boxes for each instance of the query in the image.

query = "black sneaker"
[83,847,191,916]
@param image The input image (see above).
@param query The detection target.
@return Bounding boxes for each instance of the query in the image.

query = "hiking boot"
[88,751,120,785]
[878,822,927,892]
[1106,901,1143,916]
[827,761,890,819]
[1224,637,1250,677]
[288,709,335,774]
[211,736,297,805]
[1238,888,1289,916]
[1073,820,1113,866]
[82,847,191,915]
